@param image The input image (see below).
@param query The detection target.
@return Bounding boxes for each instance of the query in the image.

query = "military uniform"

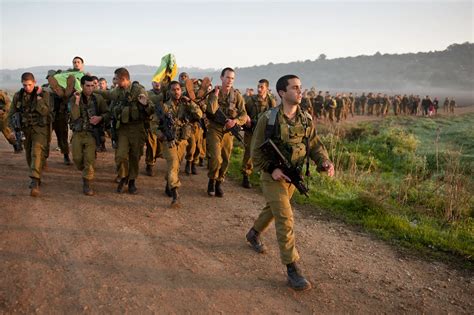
[146,88,164,175]
[158,97,202,206]
[69,93,109,195]
[97,82,154,193]
[241,94,276,185]
[8,87,51,196]
[324,96,336,122]
[312,93,324,119]
[0,90,17,150]
[248,104,329,279]
[205,88,247,196]
[449,99,456,113]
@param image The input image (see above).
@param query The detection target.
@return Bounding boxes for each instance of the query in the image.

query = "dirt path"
[1,112,473,313]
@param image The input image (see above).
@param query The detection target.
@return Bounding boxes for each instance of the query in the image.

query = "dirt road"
[1,112,473,313]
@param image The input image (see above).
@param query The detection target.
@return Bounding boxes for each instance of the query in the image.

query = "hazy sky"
[1,0,472,70]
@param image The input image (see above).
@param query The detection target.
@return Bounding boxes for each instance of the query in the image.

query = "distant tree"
[374,51,382,57]
[318,54,327,60]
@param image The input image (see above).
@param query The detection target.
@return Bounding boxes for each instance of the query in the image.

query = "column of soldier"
[240,89,458,123]
[1,56,339,291]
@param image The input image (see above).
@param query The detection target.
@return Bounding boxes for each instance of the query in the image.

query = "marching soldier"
[8,73,51,197]
[0,90,19,152]
[157,81,203,207]
[241,79,276,188]
[205,67,247,197]
[449,97,456,114]
[145,81,163,176]
[312,90,324,119]
[95,67,154,194]
[245,74,334,291]
[69,75,110,195]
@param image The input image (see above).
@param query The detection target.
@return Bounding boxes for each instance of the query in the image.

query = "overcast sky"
[1,0,472,70]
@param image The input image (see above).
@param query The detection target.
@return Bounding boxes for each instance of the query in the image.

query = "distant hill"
[1,42,473,102]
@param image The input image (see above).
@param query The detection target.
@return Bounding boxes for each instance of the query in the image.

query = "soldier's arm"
[234,93,247,126]
[189,100,203,120]
[0,92,11,114]
[97,95,110,124]
[205,93,219,115]
[7,93,20,127]
[69,95,81,120]
[36,91,51,117]
[94,88,114,101]
[307,124,330,168]
[250,112,272,172]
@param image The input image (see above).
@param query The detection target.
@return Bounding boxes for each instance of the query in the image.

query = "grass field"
[228,113,474,267]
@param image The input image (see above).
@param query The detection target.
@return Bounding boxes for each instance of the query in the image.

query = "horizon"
[1,0,472,70]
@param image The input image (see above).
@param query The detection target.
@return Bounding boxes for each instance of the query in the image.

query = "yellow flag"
[152,54,177,83]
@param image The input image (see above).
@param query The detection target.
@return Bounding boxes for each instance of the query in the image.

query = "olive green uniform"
[96,83,154,181]
[69,93,110,180]
[9,88,51,180]
[158,98,203,188]
[146,89,163,167]
[241,94,276,176]
[206,88,247,181]
[52,95,70,155]
[0,90,16,146]
[251,105,329,265]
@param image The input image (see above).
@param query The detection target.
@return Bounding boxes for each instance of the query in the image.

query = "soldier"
[401,94,409,115]
[145,81,163,176]
[443,97,449,113]
[324,93,336,122]
[449,97,456,114]
[421,95,432,116]
[335,94,344,122]
[205,67,247,197]
[241,79,276,188]
[8,72,51,197]
[381,94,390,117]
[96,67,154,193]
[433,97,439,115]
[367,93,375,115]
[0,90,19,152]
[392,95,401,115]
[69,75,109,195]
[157,81,203,207]
[98,78,108,91]
[312,90,324,119]
[359,92,367,115]
[300,91,313,116]
[245,74,334,291]
[348,92,355,117]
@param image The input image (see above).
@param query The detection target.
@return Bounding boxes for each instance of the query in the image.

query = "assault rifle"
[87,98,104,150]
[212,107,244,144]
[110,116,118,149]
[12,111,24,152]
[155,104,176,147]
[259,138,309,197]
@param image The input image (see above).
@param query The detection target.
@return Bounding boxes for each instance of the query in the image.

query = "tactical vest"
[249,94,273,120]
[112,83,147,126]
[70,94,100,133]
[208,88,239,120]
[15,88,48,128]
[163,100,193,141]
[265,106,312,168]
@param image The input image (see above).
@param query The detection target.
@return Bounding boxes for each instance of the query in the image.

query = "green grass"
[227,113,474,267]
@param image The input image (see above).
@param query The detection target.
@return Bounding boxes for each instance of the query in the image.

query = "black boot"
[170,187,180,208]
[64,153,72,165]
[30,178,40,197]
[286,262,312,291]
[207,179,215,196]
[128,179,137,194]
[165,182,172,197]
[198,158,204,167]
[146,165,154,176]
[215,180,224,197]
[116,177,128,193]
[242,174,252,189]
[246,228,266,253]
[191,162,198,175]
[83,178,94,196]
[185,161,192,175]
[13,143,23,153]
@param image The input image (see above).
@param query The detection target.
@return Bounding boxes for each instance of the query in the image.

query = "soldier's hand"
[327,162,335,177]
[138,94,148,106]
[225,119,236,129]
[90,115,103,126]
[244,115,251,128]
[74,91,81,104]
[181,95,190,102]
[0,109,4,115]
[272,168,291,182]
[213,86,220,96]
[36,86,42,94]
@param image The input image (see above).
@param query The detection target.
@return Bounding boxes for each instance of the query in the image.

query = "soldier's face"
[99,80,107,90]
[257,83,268,97]
[82,81,95,96]
[93,79,99,90]
[115,75,130,88]
[22,80,36,94]
[152,81,161,90]
[220,70,235,89]
[73,58,84,71]
[170,84,182,100]
[280,78,302,106]
[179,73,188,84]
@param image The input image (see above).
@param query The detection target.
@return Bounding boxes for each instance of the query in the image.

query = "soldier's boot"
[198,158,204,167]
[13,142,23,154]
[170,188,180,208]
[185,161,192,175]
[215,180,224,198]
[64,75,76,98]
[128,179,137,194]
[245,228,266,254]
[47,76,64,97]
[114,175,121,183]
[146,164,153,177]
[286,262,312,291]
[30,178,40,197]
[82,178,94,196]
[207,179,215,196]
[165,182,172,197]
[116,177,128,193]
[242,174,252,189]
[63,154,72,165]
[191,162,198,175]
